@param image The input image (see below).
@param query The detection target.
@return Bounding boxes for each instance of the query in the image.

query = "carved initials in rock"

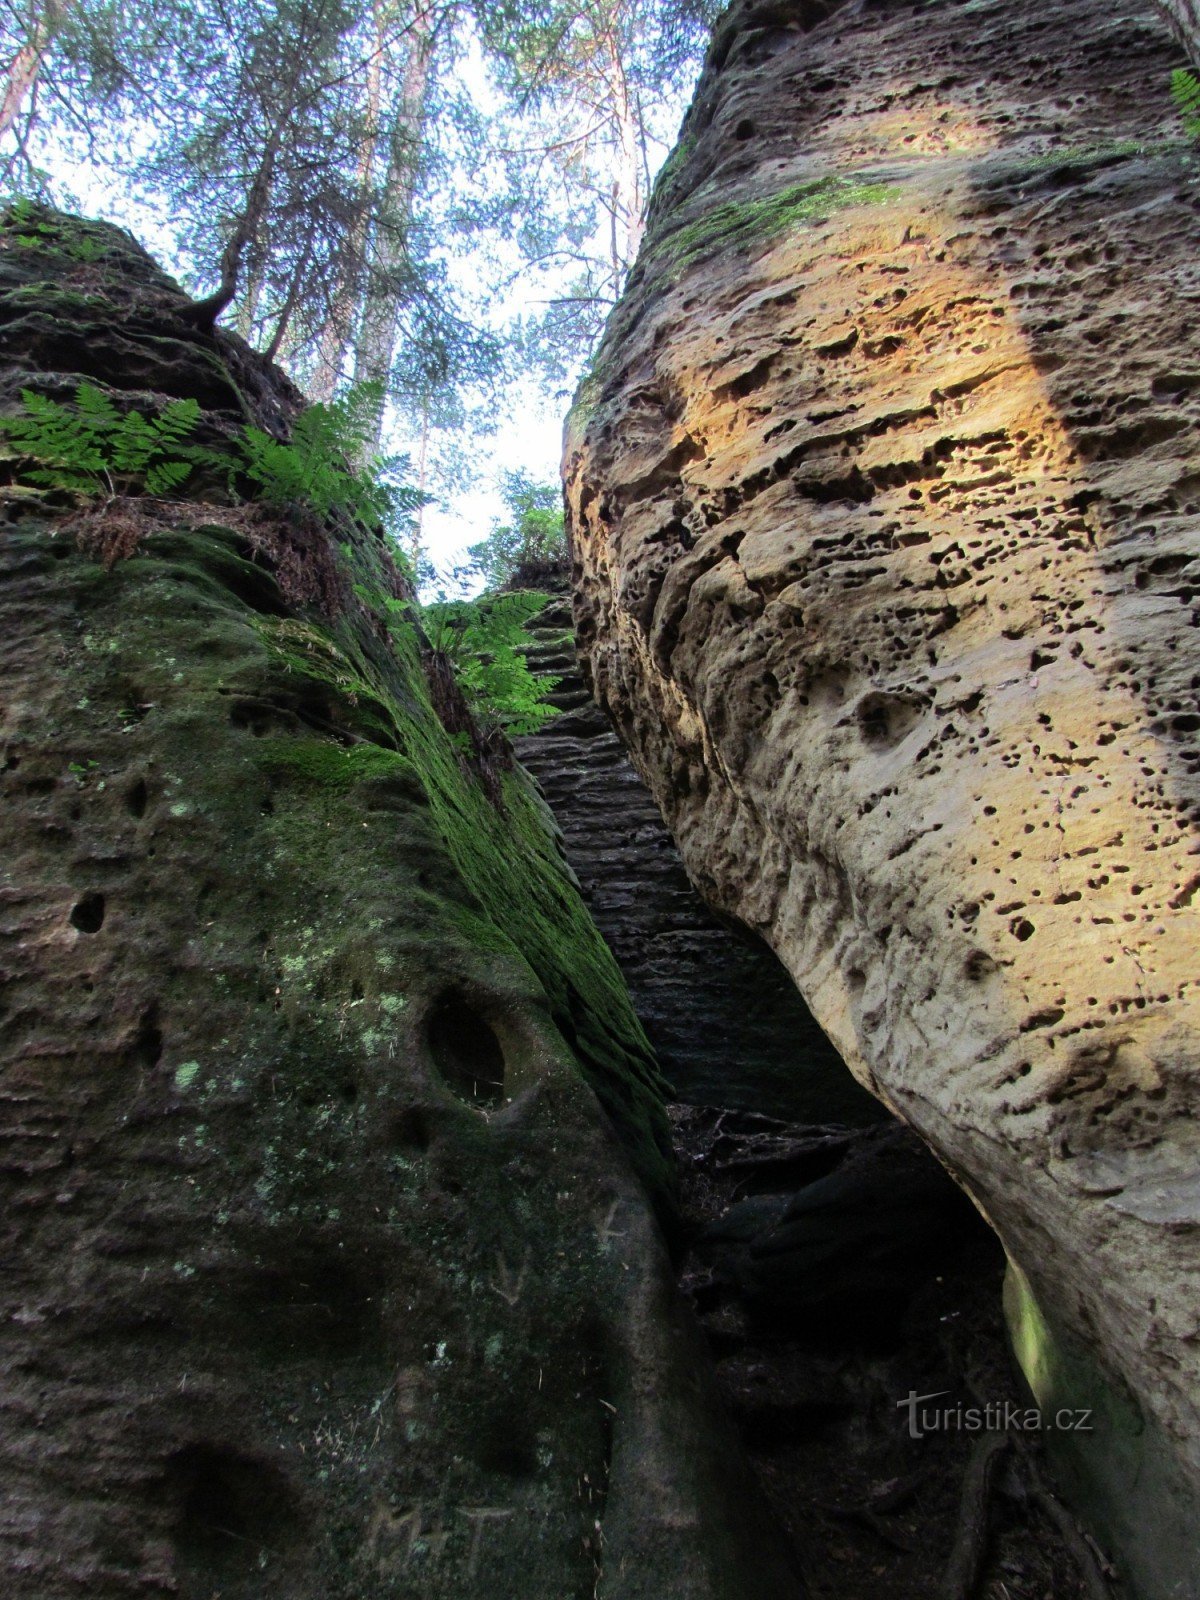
[489,1248,529,1306]
[594,1197,627,1251]
[365,1501,513,1576]
[366,1503,449,1574]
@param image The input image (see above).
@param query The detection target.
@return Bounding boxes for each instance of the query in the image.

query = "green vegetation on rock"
[463,472,567,591]
[649,174,899,280]
[0,372,423,543]
[422,591,562,736]
[238,381,424,535]
[0,210,672,1215]
[1172,67,1200,139]
[0,382,214,496]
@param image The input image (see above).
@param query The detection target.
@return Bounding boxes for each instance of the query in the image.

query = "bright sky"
[421,393,565,582]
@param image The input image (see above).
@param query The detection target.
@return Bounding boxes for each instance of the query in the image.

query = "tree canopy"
[0,0,717,572]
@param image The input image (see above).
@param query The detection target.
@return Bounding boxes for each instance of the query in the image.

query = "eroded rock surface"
[565,1,1200,1592]
[514,586,879,1123]
[0,209,800,1599]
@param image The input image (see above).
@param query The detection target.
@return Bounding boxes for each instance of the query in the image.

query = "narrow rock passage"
[672,1105,1113,1600]
[514,584,880,1126]
[515,588,1120,1597]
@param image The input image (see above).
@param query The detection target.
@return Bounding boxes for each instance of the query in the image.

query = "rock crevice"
[514,586,880,1125]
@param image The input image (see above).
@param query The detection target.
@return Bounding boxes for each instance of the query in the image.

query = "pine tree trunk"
[353,1,437,449]
[0,0,69,141]
[308,5,387,402]
[606,21,644,273]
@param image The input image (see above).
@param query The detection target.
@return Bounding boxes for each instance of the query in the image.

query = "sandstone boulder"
[565,1,1200,1592]
[0,207,799,1599]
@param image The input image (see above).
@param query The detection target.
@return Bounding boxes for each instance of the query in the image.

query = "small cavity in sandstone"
[428,997,506,1107]
[168,1443,300,1579]
[125,777,148,818]
[69,892,106,933]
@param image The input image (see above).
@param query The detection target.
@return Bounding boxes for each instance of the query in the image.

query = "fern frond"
[1172,68,1200,135]
[422,591,559,734]
[27,465,104,494]
[17,390,65,421]
[109,412,159,474]
[74,382,121,427]
[0,383,210,499]
[145,459,192,494]
[153,397,202,443]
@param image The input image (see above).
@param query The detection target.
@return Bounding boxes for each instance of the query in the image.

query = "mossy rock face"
[1005,1262,1197,1600]
[645,175,899,284]
[0,212,799,1599]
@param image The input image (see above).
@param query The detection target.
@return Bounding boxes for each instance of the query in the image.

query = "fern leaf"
[109,412,159,474]
[178,440,233,475]
[74,382,121,427]
[17,389,62,419]
[27,465,103,493]
[1172,68,1200,135]
[422,592,559,734]
[145,459,191,494]
[152,397,201,443]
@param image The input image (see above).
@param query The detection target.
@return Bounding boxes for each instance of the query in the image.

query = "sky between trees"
[0,0,719,577]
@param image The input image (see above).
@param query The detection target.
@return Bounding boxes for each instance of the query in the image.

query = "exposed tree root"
[940,1432,1008,1599]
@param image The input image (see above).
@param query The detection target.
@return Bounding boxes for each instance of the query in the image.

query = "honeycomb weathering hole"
[428,997,506,1108]
[167,1443,301,1579]
[69,891,105,933]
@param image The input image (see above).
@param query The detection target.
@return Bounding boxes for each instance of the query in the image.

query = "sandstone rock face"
[1156,0,1200,60]
[514,588,880,1123]
[565,1,1200,1592]
[0,210,800,1599]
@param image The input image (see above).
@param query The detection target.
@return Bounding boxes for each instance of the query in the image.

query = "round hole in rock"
[427,997,506,1108]
[70,891,105,933]
[129,1013,163,1071]
[475,1413,539,1478]
[166,1442,301,1581]
[125,777,148,818]
[390,1104,432,1150]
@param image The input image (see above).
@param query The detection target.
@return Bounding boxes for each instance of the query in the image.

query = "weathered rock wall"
[565,1,1200,1593]
[0,209,801,1599]
[514,589,880,1123]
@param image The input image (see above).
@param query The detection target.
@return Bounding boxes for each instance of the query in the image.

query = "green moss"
[0,282,112,316]
[570,174,895,438]
[566,364,606,434]
[174,1061,201,1091]
[258,736,421,792]
[995,138,1160,186]
[106,518,674,1203]
[1,204,112,262]
[10,414,674,1214]
[648,174,898,281]
[645,128,698,215]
